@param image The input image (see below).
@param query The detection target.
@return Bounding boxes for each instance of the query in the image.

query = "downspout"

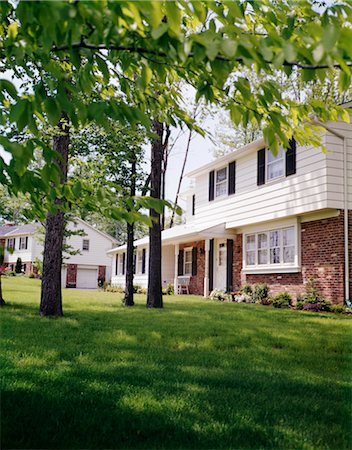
[312,119,350,304]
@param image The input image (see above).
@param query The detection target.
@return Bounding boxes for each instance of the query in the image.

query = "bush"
[234,293,254,303]
[272,292,292,308]
[6,271,16,277]
[28,272,36,279]
[240,284,253,296]
[296,300,305,310]
[98,277,105,288]
[105,285,125,293]
[133,285,141,294]
[15,257,22,274]
[209,289,231,302]
[253,283,269,302]
[164,283,174,295]
[303,303,321,312]
[331,304,345,314]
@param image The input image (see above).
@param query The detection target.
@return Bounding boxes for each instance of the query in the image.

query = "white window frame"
[82,239,89,251]
[7,238,15,251]
[266,147,285,182]
[243,223,300,274]
[19,237,28,250]
[184,247,193,276]
[118,253,124,275]
[137,250,144,274]
[215,166,228,198]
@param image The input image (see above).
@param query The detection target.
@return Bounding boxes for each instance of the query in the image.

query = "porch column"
[204,239,210,297]
[174,243,179,295]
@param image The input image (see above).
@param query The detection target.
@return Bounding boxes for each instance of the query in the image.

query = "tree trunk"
[0,275,5,306]
[147,120,164,308]
[124,158,136,306]
[40,113,69,316]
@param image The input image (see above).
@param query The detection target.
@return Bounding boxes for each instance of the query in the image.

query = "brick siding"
[179,241,205,295]
[66,264,77,288]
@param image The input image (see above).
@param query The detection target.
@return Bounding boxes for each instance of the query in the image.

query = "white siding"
[4,235,34,264]
[187,142,329,229]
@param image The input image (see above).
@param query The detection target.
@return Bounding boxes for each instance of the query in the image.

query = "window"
[245,226,296,269]
[184,248,192,275]
[7,238,15,251]
[119,253,125,275]
[19,237,28,250]
[218,242,226,266]
[215,167,227,197]
[192,194,195,216]
[82,239,89,251]
[267,147,285,181]
[137,251,143,274]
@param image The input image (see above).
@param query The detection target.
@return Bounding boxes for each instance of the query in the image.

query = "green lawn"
[1,277,351,450]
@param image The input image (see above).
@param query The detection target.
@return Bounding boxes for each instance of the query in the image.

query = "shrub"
[105,285,125,293]
[209,289,231,302]
[331,304,345,314]
[28,272,36,279]
[296,300,305,310]
[164,283,174,295]
[260,297,273,306]
[253,283,269,302]
[272,292,292,308]
[234,293,253,303]
[6,271,16,277]
[240,284,253,296]
[133,285,141,294]
[15,257,22,274]
[303,303,321,312]
[98,277,105,288]
[319,299,332,312]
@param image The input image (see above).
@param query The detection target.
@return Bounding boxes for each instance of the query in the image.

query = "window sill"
[242,266,301,274]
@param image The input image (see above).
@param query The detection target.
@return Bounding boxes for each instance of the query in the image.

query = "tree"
[1,1,352,313]
[15,257,22,274]
[0,245,5,306]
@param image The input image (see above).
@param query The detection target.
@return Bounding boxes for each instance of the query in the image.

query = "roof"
[73,218,118,244]
[0,223,37,237]
[108,222,233,254]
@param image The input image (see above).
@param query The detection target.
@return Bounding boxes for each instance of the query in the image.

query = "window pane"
[283,227,294,246]
[258,233,267,249]
[258,249,268,265]
[283,246,295,263]
[216,181,227,197]
[267,147,284,163]
[270,230,280,248]
[185,250,192,263]
[216,167,227,182]
[246,250,255,265]
[246,235,255,251]
[270,248,280,264]
[267,160,284,180]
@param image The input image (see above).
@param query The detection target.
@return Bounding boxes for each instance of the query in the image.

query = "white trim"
[183,246,193,276]
[243,267,301,274]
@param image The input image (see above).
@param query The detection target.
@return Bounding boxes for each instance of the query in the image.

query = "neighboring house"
[0,218,117,289]
[109,110,352,304]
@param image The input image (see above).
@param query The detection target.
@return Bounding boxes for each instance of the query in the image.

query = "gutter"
[312,119,350,304]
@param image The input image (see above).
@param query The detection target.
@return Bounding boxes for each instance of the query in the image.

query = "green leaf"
[322,23,339,52]
[151,22,168,40]
[44,97,61,126]
[165,2,181,34]
[7,21,18,40]
[221,39,238,58]
[0,79,18,99]
[96,55,110,82]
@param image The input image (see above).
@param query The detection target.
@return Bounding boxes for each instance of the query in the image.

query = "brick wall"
[179,240,205,295]
[235,211,346,303]
[98,265,106,282]
[66,264,77,288]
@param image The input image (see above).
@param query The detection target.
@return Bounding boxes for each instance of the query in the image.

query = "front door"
[215,240,227,290]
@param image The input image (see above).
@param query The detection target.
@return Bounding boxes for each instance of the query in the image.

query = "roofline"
[74,218,118,243]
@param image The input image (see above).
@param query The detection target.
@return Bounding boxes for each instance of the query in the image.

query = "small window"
[267,147,285,181]
[7,238,15,251]
[257,233,268,265]
[82,239,89,251]
[215,167,227,198]
[218,242,226,266]
[246,235,256,266]
[283,227,295,263]
[119,254,125,275]
[269,230,281,264]
[184,248,192,275]
[137,251,143,274]
[19,237,28,250]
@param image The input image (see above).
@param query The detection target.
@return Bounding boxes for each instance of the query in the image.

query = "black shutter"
[178,249,184,276]
[122,252,126,275]
[115,254,119,275]
[192,247,197,276]
[286,138,296,176]
[25,236,28,249]
[257,148,266,186]
[142,248,146,274]
[209,239,214,292]
[192,194,195,216]
[226,239,233,292]
[133,253,136,274]
[209,170,215,201]
[228,161,236,195]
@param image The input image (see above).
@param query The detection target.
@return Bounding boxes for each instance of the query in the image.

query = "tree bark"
[40,113,69,316]
[124,158,136,306]
[147,120,164,308]
[0,275,5,306]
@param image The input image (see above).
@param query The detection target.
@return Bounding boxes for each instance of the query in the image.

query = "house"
[109,112,352,303]
[0,218,117,289]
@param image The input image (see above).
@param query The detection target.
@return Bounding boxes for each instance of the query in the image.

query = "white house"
[0,218,117,289]
[109,109,352,304]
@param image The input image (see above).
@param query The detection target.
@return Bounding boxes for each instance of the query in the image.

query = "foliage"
[103,284,125,294]
[28,272,35,279]
[163,283,174,295]
[233,293,254,303]
[32,257,42,277]
[302,302,322,313]
[240,284,253,296]
[253,283,269,302]
[1,277,352,450]
[0,184,30,224]
[1,0,352,212]
[330,304,346,314]
[15,257,22,274]
[272,292,292,309]
[209,289,232,302]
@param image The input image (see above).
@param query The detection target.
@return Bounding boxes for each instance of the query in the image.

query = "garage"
[76,267,98,289]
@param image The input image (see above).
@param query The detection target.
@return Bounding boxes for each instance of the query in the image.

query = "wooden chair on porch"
[177,276,190,294]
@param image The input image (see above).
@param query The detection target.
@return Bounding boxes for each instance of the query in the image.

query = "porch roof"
[107,222,233,254]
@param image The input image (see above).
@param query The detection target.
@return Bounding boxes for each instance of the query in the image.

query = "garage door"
[76,268,98,289]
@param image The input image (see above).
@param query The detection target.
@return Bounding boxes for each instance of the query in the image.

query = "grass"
[1,277,351,450]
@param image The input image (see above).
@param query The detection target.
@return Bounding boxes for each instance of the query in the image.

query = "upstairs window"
[267,147,285,181]
[7,238,15,251]
[82,239,89,251]
[215,167,227,198]
[19,237,28,250]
